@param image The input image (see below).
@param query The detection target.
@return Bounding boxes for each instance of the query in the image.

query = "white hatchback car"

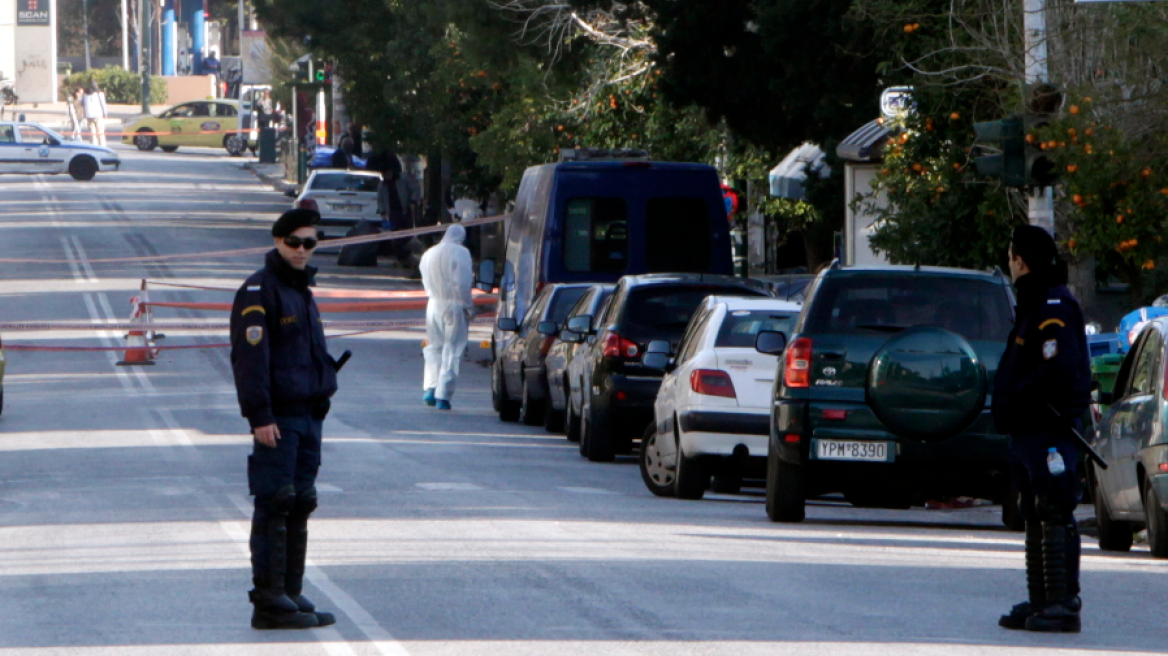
[292,169,382,233]
[0,122,120,180]
[640,296,802,499]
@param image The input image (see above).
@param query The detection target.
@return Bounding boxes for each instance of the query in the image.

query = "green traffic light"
[315,70,325,82]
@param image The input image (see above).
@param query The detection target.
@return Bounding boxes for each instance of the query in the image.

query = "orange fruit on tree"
[1144,260,1156,271]
[904,24,914,33]
[1069,105,1081,115]
[1067,128,1077,137]
[1117,215,1124,224]
[1066,165,1078,173]
[950,112,960,121]
[1072,194,1084,205]
[1085,128,1094,136]
[912,162,923,172]
[1068,238,1078,249]
[1142,167,1152,178]
[1026,134,1037,144]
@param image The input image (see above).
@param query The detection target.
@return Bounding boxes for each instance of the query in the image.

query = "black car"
[757,263,1020,526]
[565,273,771,462]
[545,284,617,437]
[493,283,592,424]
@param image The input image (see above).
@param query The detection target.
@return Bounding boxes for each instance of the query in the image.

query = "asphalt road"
[1,145,1166,656]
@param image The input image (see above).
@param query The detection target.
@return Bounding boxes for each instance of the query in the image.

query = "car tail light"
[784,337,813,388]
[690,369,736,398]
[823,409,848,421]
[784,434,801,444]
[1159,463,1168,472]
[298,198,319,211]
[602,332,639,360]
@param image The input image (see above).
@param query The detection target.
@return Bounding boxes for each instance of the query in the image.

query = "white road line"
[60,236,84,282]
[69,235,99,282]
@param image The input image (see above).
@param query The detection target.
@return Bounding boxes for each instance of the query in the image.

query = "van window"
[646,198,713,272]
[563,198,628,274]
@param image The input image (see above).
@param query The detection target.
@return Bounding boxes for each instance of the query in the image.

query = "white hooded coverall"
[420,224,474,401]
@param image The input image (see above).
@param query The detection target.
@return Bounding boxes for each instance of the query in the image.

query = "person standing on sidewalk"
[993,225,1091,633]
[231,209,340,630]
[81,81,108,146]
[66,87,85,140]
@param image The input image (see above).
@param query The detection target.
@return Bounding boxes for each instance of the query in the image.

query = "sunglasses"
[283,236,318,250]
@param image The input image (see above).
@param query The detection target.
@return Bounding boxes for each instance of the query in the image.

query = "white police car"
[0,122,120,180]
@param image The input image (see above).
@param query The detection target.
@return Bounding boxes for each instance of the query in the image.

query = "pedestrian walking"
[419,224,474,410]
[230,209,340,630]
[81,81,108,146]
[66,87,85,140]
[993,225,1091,633]
[204,49,222,96]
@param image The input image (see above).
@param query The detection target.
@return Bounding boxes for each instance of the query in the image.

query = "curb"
[242,161,298,194]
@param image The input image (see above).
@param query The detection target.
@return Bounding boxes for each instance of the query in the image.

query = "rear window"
[645,198,713,273]
[311,174,380,192]
[716,310,798,348]
[547,287,589,324]
[805,275,1013,341]
[624,286,765,336]
[563,197,628,274]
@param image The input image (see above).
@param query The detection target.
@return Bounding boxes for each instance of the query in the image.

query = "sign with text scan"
[17,0,51,25]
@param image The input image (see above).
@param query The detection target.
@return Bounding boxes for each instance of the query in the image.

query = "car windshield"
[19,124,65,143]
[548,287,589,325]
[310,174,380,192]
[715,310,798,348]
[624,285,766,341]
[805,274,1013,341]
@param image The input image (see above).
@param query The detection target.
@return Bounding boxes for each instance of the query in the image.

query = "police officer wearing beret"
[993,225,1091,633]
[231,209,339,629]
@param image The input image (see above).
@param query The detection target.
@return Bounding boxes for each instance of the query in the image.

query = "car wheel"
[766,452,806,523]
[134,130,158,151]
[1144,479,1168,558]
[224,134,246,157]
[493,361,520,422]
[0,387,4,417]
[519,376,544,426]
[68,156,98,181]
[565,396,581,443]
[639,424,675,497]
[160,145,179,153]
[582,402,614,462]
[675,446,710,500]
[711,474,742,495]
[1001,487,1025,532]
[1094,466,1133,552]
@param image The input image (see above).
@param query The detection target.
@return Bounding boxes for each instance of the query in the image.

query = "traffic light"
[972,116,1025,188]
[292,55,312,82]
[1024,114,1058,188]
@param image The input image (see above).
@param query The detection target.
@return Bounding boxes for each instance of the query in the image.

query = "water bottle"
[1047,447,1066,476]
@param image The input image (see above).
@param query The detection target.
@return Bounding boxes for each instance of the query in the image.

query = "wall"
[12,0,57,103]
[0,0,14,82]
[160,75,217,104]
[843,163,890,266]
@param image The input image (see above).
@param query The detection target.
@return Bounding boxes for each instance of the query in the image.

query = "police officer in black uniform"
[993,225,1091,633]
[231,209,339,630]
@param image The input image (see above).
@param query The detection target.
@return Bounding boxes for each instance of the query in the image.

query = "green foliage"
[61,67,168,105]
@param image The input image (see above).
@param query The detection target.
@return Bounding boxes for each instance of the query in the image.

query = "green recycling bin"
[1091,353,1125,401]
[258,127,277,164]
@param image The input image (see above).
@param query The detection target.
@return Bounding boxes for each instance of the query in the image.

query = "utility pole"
[122,0,129,70]
[238,0,246,98]
[140,0,151,114]
[83,0,92,71]
[1023,0,1055,234]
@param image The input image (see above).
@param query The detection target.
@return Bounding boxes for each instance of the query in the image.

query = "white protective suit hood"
[420,224,474,307]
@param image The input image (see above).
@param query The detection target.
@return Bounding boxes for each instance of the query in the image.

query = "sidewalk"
[1,101,170,133]
[243,161,298,193]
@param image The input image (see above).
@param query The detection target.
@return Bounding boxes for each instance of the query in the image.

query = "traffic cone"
[117,329,155,366]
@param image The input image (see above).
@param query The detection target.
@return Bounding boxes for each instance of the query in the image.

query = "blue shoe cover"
[423,388,436,406]
[435,399,451,410]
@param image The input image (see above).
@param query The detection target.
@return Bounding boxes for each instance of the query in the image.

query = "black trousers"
[1009,427,1081,597]
[248,415,322,584]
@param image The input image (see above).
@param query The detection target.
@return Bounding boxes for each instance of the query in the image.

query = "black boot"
[1025,522,1081,633]
[250,505,319,630]
[1000,521,1046,629]
[286,521,336,627]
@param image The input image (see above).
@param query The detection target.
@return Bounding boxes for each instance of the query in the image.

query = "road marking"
[558,486,619,495]
[61,236,85,282]
[415,482,485,491]
[70,235,99,282]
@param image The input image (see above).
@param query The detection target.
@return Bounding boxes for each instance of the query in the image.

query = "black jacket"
[992,273,1092,435]
[230,250,338,428]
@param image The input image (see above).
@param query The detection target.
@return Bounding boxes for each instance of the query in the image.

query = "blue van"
[483,151,734,341]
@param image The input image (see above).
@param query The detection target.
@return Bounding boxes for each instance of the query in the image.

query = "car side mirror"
[497,317,518,333]
[646,339,672,355]
[560,330,583,344]
[537,321,558,336]
[567,315,594,335]
[641,352,673,371]
[755,330,788,355]
[476,259,497,292]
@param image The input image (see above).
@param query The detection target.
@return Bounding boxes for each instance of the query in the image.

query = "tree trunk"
[1067,255,1098,322]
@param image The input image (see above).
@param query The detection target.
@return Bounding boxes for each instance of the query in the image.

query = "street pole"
[121,0,129,70]
[1023,0,1055,234]
[140,0,151,114]
[83,0,92,72]
[238,0,246,99]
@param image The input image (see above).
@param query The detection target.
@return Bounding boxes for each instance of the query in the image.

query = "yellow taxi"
[121,99,249,156]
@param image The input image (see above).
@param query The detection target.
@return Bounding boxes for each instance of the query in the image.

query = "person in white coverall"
[420,224,474,410]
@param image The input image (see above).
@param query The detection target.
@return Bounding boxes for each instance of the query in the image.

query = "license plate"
[814,439,890,462]
[331,203,363,212]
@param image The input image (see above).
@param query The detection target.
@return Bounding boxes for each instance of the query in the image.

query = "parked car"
[1090,317,1168,557]
[476,148,736,366]
[759,263,1021,527]
[545,284,617,438]
[0,122,119,180]
[122,99,250,155]
[494,283,592,425]
[564,273,771,462]
[640,296,802,498]
[291,170,382,233]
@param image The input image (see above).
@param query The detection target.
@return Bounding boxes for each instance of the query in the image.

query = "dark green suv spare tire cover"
[867,326,986,441]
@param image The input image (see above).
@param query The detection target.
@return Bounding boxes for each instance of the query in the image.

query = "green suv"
[757,264,1020,527]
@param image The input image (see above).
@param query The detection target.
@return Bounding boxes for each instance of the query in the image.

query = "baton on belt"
[335,350,353,372]
[1047,403,1108,470]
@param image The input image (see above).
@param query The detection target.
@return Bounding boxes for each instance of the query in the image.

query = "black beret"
[271,208,320,238]
[1011,225,1057,272]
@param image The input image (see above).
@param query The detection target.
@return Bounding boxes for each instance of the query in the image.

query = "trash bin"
[258,127,277,164]
[1091,353,1125,399]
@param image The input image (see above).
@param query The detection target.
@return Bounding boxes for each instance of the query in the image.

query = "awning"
[836,119,894,163]
[768,143,830,199]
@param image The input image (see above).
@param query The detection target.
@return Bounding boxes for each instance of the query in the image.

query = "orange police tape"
[0,214,506,265]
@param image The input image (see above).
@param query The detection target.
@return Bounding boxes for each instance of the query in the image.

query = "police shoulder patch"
[246,325,264,345]
[1043,338,1058,360]
[1038,318,1067,331]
